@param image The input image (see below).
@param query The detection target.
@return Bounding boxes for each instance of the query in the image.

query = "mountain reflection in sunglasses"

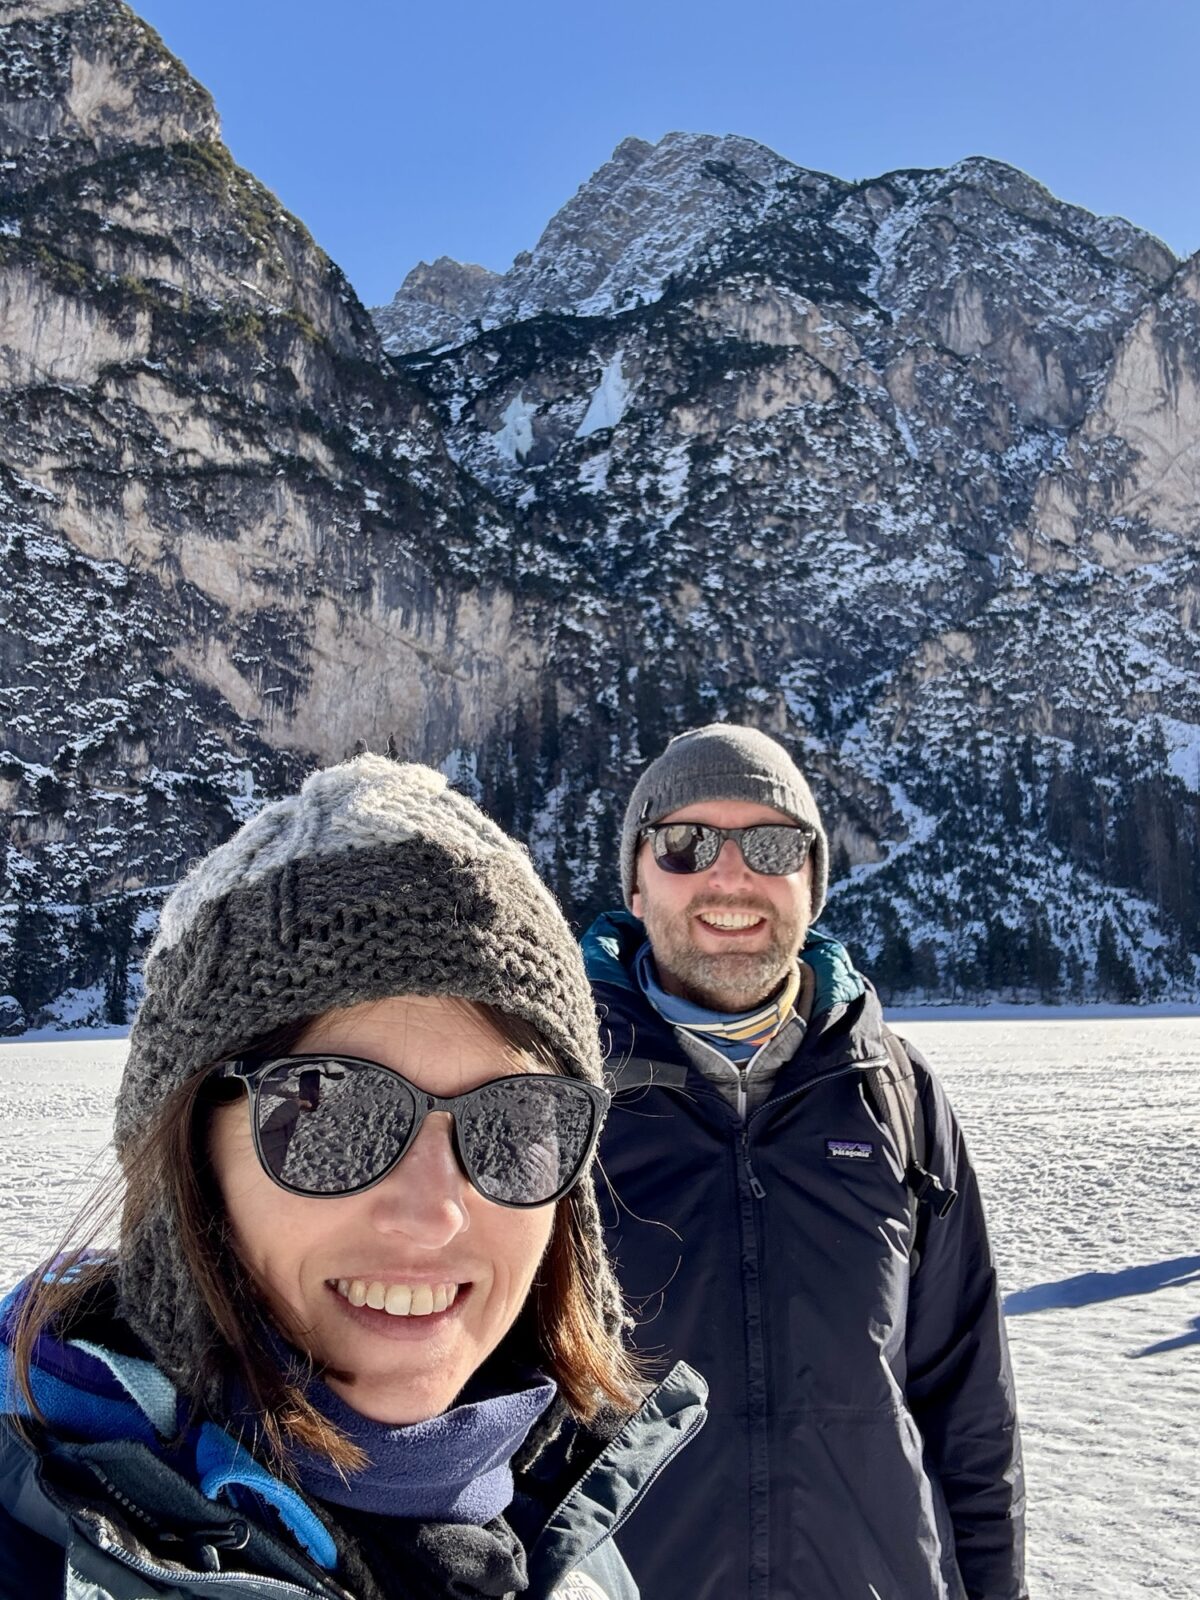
[642,821,815,876]
[215,1055,609,1208]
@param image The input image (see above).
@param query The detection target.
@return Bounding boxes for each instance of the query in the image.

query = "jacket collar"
[525,1361,708,1594]
[0,1278,340,1574]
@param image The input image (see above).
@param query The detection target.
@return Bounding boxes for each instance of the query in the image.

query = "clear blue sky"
[135,0,1199,308]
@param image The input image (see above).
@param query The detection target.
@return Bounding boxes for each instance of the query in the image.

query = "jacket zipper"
[81,1525,327,1597]
[740,1056,890,1199]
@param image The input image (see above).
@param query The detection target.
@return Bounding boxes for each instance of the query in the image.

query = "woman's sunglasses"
[641,821,816,877]
[214,1055,610,1208]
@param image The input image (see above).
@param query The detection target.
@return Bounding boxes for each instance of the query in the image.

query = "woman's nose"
[366,1114,470,1247]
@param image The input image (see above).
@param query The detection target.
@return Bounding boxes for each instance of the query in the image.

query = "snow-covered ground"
[2,1019,1197,1598]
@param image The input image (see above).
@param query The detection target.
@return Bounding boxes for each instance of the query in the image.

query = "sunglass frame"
[214,1054,610,1209]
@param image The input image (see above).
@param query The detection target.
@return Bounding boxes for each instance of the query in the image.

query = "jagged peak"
[862,155,1176,283]
[0,0,219,183]
[376,134,1178,353]
[538,128,801,238]
[398,256,500,311]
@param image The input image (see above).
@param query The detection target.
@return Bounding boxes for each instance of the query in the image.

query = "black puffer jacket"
[585,913,1026,1600]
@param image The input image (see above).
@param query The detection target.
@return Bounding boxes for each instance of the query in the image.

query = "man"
[584,723,1025,1600]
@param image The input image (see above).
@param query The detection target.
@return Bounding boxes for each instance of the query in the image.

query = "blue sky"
[135,0,1199,308]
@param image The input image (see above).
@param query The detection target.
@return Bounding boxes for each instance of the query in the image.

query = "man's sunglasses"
[214,1055,610,1208]
[641,821,816,877]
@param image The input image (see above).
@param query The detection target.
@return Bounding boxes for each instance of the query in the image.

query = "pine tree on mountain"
[1095,913,1138,1002]
[101,899,137,1026]
[1028,911,1062,1001]
[998,765,1022,828]
[9,886,57,1020]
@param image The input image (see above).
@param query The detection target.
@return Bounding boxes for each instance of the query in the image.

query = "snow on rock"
[1159,717,1200,793]
[494,391,536,462]
[577,351,631,437]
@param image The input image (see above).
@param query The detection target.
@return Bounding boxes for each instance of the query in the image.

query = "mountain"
[2,9,1197,1028]
[0,0,540,1028]
[377,133,1199,1002]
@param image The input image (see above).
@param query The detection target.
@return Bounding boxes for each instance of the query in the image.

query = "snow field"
[2,1019,1198,1597]
[901,1018,1200,1600]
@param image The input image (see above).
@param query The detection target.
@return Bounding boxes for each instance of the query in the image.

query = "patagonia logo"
[826,1138,874,1161]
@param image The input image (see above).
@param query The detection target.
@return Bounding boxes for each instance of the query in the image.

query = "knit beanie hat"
[115,755,622,1402]
[620,724,829,919]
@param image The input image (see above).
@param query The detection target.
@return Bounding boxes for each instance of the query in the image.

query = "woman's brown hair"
[13,1002,640,1474]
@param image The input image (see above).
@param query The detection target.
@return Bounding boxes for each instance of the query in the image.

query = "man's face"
[631,799,813,1013]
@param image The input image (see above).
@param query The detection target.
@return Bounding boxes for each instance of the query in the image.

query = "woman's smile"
[326,1278,470,1340]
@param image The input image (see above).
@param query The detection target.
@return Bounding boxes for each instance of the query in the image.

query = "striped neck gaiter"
[633,941,802,1066]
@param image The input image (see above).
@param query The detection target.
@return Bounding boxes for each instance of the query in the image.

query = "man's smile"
[694,909,769,935]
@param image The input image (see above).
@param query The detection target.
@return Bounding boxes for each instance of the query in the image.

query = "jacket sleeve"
[902,1045,1028,1600]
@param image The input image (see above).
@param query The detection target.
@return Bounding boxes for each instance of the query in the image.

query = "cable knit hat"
[116,755,621,1397]
[620,723,829,919]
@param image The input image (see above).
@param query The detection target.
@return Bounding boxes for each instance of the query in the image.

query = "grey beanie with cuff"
[116,755,622,1402]
[620,723,829,919]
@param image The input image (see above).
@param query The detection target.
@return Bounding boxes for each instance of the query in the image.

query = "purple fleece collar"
[291,1372,557,1523]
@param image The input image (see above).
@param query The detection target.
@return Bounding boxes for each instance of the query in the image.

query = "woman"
[0,756,706,1599]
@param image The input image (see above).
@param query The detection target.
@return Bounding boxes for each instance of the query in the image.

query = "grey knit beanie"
[620,723,829,919]
[116,755,622,1399]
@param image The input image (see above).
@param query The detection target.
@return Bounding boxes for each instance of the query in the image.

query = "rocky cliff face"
[0,0,539,1027]
[2,13,1197,1027]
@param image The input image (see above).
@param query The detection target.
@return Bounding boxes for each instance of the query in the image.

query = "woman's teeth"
[335,1279,459,1317]
[699,911,763,929]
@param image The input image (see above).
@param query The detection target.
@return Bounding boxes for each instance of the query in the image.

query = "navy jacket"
[586,912,1026,1600]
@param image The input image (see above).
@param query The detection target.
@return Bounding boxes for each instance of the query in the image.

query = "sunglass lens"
[653,823,720,874]
[741,826,812,875]
[457,1078,596,1206]
[256,1059,417,1194]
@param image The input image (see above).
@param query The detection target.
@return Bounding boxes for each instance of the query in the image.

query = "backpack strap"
[608,1055,689,1090]
[864,1034,958,1225]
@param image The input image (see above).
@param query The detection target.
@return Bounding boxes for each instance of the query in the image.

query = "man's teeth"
[698,911,763,929]
[335,1279,459,1317]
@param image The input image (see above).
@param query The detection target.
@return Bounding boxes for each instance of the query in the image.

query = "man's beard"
[642,890,807,1013]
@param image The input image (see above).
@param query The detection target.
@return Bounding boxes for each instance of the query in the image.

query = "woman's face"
[208,994,556,1424]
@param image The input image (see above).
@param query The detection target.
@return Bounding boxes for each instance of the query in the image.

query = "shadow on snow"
[1004,1255,1200,1316]
[1128,1315,1200,1358]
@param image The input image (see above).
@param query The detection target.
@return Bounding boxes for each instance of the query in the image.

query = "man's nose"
[706,837,755,888]
[365,1113,471,1248]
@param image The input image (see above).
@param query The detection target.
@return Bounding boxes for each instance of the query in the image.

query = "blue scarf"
[633,941,802,1066]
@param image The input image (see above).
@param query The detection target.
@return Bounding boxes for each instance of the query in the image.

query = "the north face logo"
[826,1138,874,1160]
[551,1575,612,1599]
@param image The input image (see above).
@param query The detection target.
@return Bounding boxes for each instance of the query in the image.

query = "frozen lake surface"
[2,1018,1198,1598]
